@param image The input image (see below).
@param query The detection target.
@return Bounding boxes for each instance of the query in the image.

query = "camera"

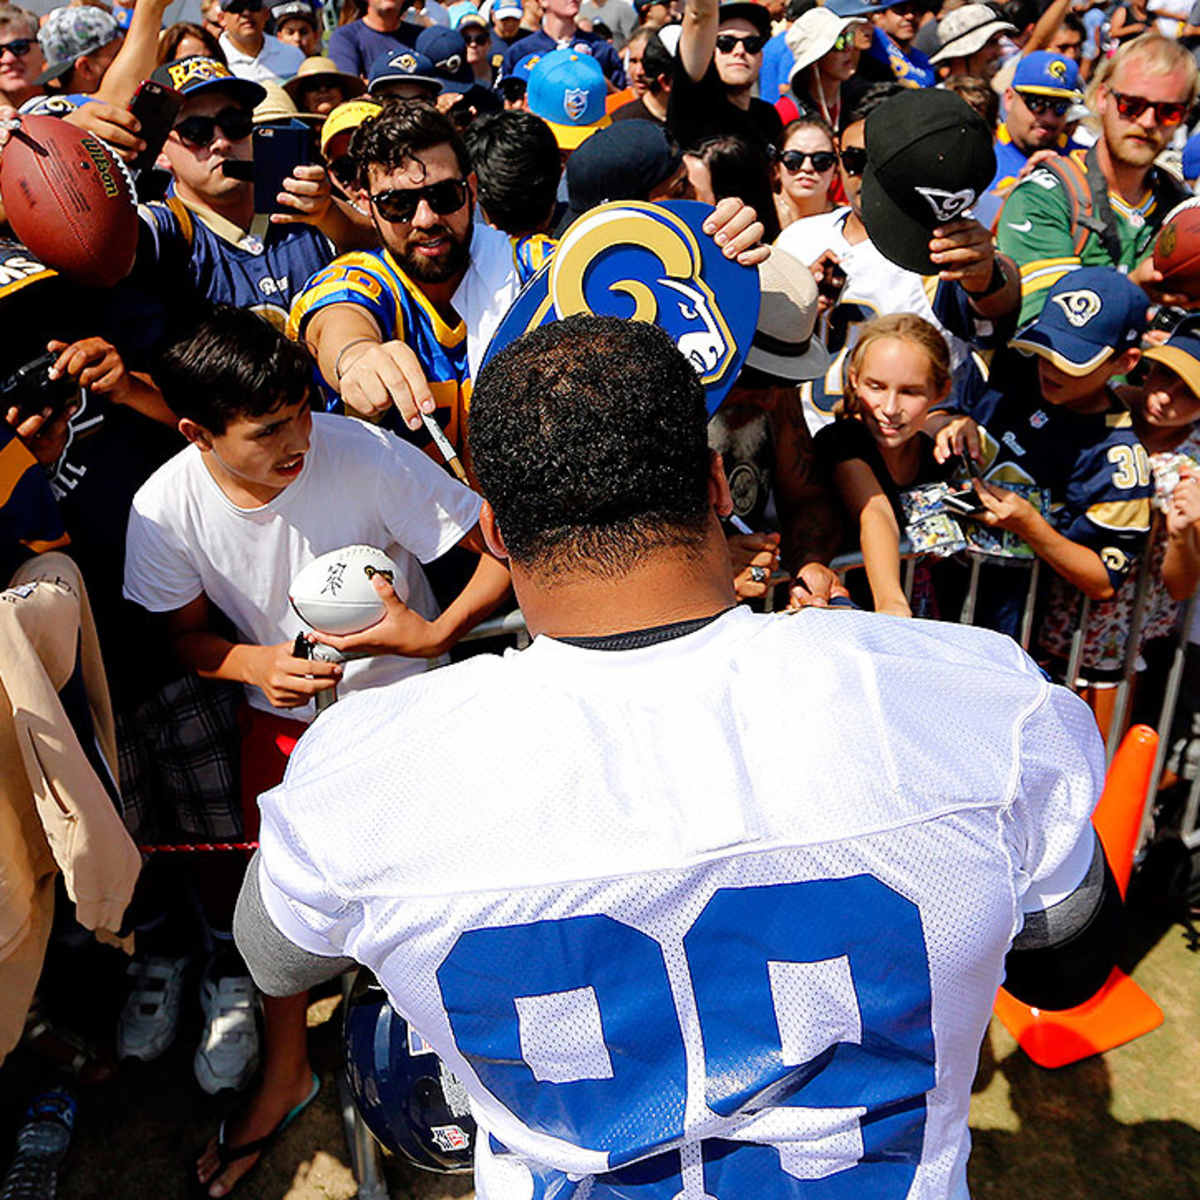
[0,352,78,422]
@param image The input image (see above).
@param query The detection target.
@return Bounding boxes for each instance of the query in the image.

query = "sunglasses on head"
[839,145,867,176]
[780,148,837,173]
[1110,89,1188,126]
[370,177,469,222]
[174,106,254,146]
[0,37,34,57]
[462,29,489,44]
[1019,92,1071,117]
[715,33,766,54]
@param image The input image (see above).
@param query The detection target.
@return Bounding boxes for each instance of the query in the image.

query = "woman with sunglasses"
[775,117,837,231]
[776,6,863,133]
[455,10,500,85]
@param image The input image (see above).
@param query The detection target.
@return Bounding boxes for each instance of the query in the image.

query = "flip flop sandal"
[190,1072,320,1199]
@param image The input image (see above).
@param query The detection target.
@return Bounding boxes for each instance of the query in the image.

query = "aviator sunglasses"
[715,33,766,54]
[780,149,838,173]
[1109,89,1187,126]
[369,177,469,222]
[173,106,254,146]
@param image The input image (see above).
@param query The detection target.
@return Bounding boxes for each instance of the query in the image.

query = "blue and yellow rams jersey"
[511,232,556,283]
[138,198,335,329]
[963,354,1152,589]
[288,247,473,455]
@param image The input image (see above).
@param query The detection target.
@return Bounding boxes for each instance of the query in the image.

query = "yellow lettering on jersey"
[1087,497,1150,532]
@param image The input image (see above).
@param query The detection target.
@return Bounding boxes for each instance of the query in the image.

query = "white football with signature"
[288,545,401,634]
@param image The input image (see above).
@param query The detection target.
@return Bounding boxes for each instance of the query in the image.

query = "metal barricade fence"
[460,533,1200,859]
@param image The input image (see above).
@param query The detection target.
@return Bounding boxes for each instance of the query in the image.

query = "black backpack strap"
[1083,142,1126,265]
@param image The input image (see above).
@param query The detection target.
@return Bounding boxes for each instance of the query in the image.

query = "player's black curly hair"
[350,100,471,189]
[156,304,312,433]
[468,316,712,578]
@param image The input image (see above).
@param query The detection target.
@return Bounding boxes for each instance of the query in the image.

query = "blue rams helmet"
[343,969,476,1173]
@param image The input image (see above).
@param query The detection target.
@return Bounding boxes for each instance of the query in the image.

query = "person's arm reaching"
[678,0,717,83]
[95,0,174,108]
[834,458,910,617]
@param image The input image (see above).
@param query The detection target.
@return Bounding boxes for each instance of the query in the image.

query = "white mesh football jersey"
[256,606,1102,1200]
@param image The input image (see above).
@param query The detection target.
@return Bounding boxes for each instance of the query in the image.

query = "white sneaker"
[194,972,261,1094]
[117,955,188,1062]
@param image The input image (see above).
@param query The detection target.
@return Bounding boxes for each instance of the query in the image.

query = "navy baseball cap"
[152,55,266,108]
[1011,267,1148,375]
[1012,50,1081,100]
[563,118,681,224]
[416,26,475,93]
[366,47,442,94]
[1142,326,1200,399]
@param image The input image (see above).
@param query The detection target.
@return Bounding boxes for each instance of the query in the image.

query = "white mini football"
[288,545,402,634]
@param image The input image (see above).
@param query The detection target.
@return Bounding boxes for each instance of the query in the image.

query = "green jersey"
[995,148,1160,324]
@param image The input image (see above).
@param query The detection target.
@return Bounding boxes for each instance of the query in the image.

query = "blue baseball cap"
[826,0,910,16]
[1183,130,1200,183]
[1012,51,1081,100]
[527,47,610,149]
[366,47,442,95]
[1011,267,1148,375]
[492,0,524,16]
[448,0,487,27]
[416,25,475,93]
[1142,325,1200,399]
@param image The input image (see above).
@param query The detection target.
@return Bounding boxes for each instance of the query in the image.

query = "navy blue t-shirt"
[328,18,419,77]
[501,27,625,84]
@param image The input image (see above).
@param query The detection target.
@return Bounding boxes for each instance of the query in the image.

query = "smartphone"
[942,484,987,517]
[253,124,312,215]
[127,79,184,176]
[817,261,847,304]
[958,450,982,481]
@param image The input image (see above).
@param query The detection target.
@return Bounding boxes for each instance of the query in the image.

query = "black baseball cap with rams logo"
[860,89,996,275]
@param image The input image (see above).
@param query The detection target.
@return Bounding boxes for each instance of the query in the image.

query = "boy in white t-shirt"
[123,305,510,1199]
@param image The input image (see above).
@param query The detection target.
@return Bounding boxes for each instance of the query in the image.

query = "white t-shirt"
[123,413,481,719]
[1148,0,1193,37]
[219,32,306,84]
[255,605,1102,1199]
[775,207,976,434]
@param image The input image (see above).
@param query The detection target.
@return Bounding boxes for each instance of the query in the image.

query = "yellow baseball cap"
[320,98,384,155]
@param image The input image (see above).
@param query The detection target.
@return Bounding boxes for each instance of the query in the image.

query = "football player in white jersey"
[236,315,1122,1200]
[776,83,1021,436]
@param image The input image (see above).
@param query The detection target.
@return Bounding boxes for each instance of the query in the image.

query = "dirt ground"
[1,906,1197,1200]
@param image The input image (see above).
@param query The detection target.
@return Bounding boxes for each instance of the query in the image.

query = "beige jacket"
[0,553,141,1060]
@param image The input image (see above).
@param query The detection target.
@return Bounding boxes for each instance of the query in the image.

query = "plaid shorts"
[116,674,242,843]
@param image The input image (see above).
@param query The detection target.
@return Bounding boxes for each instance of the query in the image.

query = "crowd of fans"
[1,0,1200,1190]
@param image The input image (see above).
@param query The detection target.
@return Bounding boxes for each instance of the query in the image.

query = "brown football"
[1153,199,1200,299]
[0,114,137,289]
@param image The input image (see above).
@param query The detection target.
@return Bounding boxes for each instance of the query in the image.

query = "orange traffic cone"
[993,725,1163,1069]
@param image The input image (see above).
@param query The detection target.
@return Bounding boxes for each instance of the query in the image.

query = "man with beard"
[289,102,767,462]
[997,32,1196,322]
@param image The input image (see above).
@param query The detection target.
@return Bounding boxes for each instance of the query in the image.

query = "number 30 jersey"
[255,606,1102,1200]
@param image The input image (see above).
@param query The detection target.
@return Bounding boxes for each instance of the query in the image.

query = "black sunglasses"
[839,145,867,176]
[780,149,837,173]
[715,33,766,54]
[370,177,469,222]
[174,106,254,146]
[462,30,489,44]
[1110,89,1188,126]
[328,152,356,189]
[0,37,34,57]
[1019,92,1071,118]
[223,0,264,12]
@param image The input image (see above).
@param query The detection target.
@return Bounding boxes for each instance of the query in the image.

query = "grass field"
[1,907,1196,1200]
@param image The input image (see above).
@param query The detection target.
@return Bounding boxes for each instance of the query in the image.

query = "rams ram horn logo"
[914,186,976,223]
[392,52,417,70]
[563,86,589,121]
[439,53,462,73]
[166,56,232,90]
[1047,57,1068,81]
[541,203,736,384]
[1050,288,1102,327]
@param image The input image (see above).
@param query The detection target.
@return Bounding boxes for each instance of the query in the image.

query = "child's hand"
[728,531,780,599]
[927,413,982,464]
[970,480,1036,534]
[250,641,342,708]
[1167,472,1200,536]
[47,337,128,397]
[308,572,448,657]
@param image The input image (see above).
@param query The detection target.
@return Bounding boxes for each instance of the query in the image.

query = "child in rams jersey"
[814,314,957,617]
[940,267,1153,717]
